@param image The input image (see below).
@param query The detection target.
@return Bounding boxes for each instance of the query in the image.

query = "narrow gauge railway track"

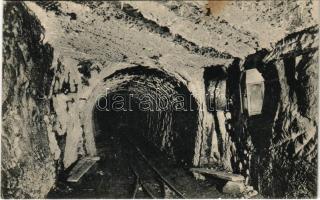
[129,162,160,198]
[122,135,186,199]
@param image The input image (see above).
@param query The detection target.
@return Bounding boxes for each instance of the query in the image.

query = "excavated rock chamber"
[93,67,199,165]
[2,1,318,199]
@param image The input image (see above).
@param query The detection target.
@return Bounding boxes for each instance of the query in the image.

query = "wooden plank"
[67,156,100,182]
[68,156,99,177]
[190,168,244,182]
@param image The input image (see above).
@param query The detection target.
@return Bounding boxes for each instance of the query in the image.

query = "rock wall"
[206,0,318,48]
[2,3,55,198]
[236,26,318,197]
[262,26,318,198]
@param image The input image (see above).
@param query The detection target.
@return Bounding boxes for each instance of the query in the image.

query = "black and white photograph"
[1,0,319,198]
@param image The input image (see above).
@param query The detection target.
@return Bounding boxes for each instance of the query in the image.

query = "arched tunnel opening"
[49,67,208,199]
[93,67,199,166]
[56,67,202,198]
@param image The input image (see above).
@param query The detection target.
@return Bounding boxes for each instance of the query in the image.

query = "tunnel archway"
[92,66,199,166]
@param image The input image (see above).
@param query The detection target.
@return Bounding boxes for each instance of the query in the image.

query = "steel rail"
[126,137,186,199]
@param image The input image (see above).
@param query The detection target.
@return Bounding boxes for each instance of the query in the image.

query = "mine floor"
[47,132,241,199]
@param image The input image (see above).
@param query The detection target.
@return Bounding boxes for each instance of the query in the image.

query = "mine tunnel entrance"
[88,67,203,197]
[49,67,214,198]
[49,66,218,199]
[93,67,199,166]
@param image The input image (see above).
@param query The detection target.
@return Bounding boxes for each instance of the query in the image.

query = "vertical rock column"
[2,2,56,198]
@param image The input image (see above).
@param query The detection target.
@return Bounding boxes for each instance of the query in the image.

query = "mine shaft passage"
[49,67,230,199]
[93,67,199,166]
[91,67,201,197]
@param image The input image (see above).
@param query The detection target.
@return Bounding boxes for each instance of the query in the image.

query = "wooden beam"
[190,168,244,182]
[67,156,100,182]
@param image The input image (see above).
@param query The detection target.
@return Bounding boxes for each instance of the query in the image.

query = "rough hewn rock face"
[206,0,318,48]
[237,26,318,197]
[2,3,55,198]
[262,26,318,198]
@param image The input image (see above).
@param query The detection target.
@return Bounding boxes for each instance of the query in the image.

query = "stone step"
[190,168,245,182]
[67,156,100,182]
